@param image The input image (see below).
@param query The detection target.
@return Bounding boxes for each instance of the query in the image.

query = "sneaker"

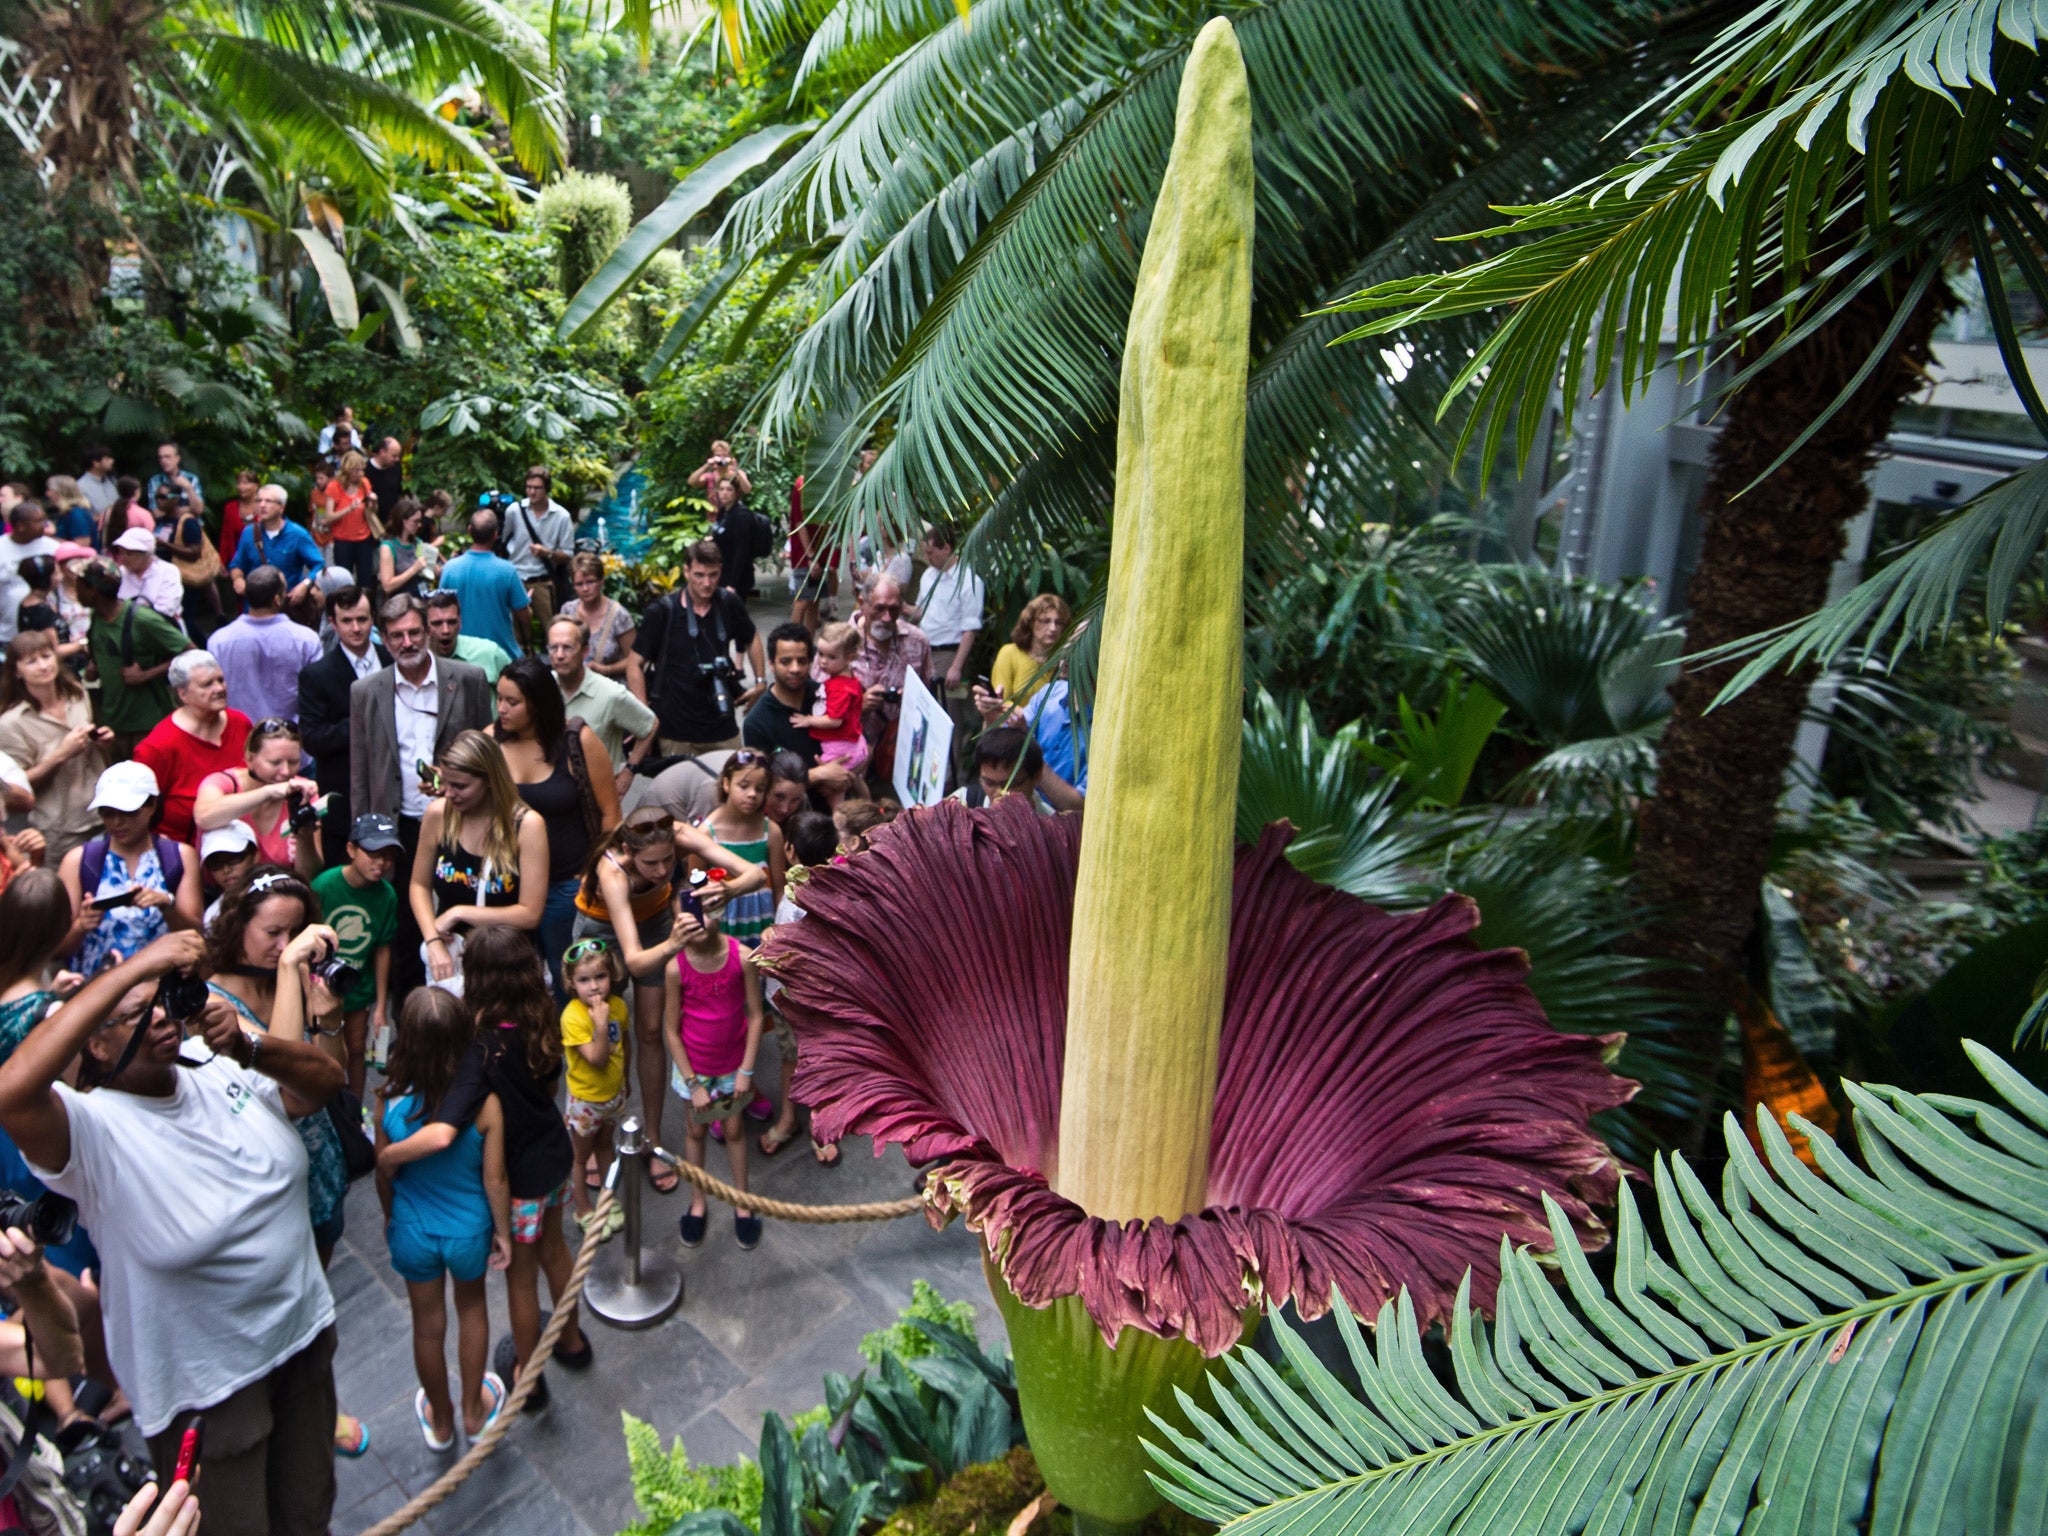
[734,1212,762,1250]
[679,1209,707,1248]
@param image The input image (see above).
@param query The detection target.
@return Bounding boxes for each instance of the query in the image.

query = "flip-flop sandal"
[476,1372,507,1436]
[414,1392,454,1452]
[648,1155,680,1194]
[335,1413,372,1458]
[758,1125,798,1157]
[811,1138,841,1167]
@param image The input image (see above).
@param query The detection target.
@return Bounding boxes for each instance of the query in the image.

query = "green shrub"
[537,172,634,302]
[620,1414,765,1536]
[859,1280,980,1366]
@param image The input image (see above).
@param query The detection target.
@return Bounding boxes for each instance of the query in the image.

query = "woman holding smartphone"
[410,732,547,993]
[57,761,202,974]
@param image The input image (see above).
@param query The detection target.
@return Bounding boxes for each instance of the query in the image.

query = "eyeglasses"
[563,938,613,965]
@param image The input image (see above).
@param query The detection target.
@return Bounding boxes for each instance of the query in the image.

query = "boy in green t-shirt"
[311,813,401,1096]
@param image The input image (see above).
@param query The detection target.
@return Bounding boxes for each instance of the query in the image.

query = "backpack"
[80,835,184,896]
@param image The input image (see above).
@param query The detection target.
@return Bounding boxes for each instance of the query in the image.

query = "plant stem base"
[986,1259,1244,1529]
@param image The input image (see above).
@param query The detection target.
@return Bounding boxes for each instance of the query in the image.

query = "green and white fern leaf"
[1147,1041,2048,1536]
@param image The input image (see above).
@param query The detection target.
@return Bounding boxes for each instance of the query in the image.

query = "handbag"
[326,1088,377,1181]
[561,715,603,845]
[176,516,221,590]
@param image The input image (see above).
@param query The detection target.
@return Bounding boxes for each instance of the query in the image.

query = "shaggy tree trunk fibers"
[1633,282,1944,1120]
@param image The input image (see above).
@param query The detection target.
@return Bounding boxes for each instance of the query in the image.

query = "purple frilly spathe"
[761,796,1634,1356]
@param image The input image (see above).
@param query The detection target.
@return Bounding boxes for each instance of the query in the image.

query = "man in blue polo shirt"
[230,483,324,621]
[436,508,530,658]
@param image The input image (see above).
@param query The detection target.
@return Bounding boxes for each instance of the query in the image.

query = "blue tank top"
[383,1090,489,1238]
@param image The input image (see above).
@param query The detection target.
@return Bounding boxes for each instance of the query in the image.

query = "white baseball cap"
[89,761,160,812]
[111,528,157,555]
[200,822,258,861]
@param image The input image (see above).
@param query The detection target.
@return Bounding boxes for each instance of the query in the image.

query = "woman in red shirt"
[132,652,252,845]
[318,451,379,592]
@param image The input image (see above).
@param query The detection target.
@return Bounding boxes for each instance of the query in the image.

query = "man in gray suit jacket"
[349,594,494,997]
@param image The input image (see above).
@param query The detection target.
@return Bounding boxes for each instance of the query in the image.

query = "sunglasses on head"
[563,938,613,965]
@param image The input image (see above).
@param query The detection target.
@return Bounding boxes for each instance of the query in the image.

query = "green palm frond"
[682,0,1656,529]
[1148,1041,2048,1536]
[181,0,565,179]
[1707,458,2048,699]
[1439,565,1679,745]
[1325,0,2048,699]
[1236,690,1429,909]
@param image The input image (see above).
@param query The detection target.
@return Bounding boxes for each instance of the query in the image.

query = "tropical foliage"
[1149,1045,2048,1536]
[619,1288,1019,1536]
[1333,0,2048,695]
[571,0,1680,573]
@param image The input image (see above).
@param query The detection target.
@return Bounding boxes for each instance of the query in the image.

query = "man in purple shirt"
[206,564,324,724]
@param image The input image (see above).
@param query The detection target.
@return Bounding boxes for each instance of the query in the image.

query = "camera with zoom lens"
[309,942,360,999]
[698,656,741,716]
[285,787,323,833]
[0,1188,76,1248]
[156,970,210,1026]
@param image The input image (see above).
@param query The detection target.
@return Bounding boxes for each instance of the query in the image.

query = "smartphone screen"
[90,887,139,912]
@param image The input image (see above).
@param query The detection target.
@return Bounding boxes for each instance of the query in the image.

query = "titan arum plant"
[763,19,1632,1534]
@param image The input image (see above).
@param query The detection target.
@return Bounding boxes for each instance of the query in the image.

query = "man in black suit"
[350,594,493,997]
[297,585,389,867]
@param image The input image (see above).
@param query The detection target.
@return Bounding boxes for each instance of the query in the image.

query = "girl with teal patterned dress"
[202,867,373,1460]
[696,751,786,949]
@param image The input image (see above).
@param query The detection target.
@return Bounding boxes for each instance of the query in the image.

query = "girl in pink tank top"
[667,906,765,1250]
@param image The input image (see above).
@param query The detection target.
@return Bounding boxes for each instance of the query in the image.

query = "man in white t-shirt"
[0,931,345,1535]
[0,498,57,644]
[907,523,984,782]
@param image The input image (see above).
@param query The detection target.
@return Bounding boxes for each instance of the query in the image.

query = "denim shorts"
[387,1218,492,1284]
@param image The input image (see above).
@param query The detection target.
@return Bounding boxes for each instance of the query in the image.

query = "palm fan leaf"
[1148,1040,2048,1536]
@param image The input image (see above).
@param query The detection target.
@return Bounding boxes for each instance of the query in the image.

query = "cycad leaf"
[1148,1048,2048,1536]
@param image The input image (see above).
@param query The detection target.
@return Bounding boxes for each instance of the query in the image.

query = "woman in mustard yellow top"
[988,592,1071,708]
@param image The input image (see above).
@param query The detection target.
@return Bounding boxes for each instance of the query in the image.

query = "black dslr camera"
[309,940,360,999]
[698,656,741,717]
[0,1188,75,1248]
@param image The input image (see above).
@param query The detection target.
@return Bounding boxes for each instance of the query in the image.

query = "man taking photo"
[627,540,763,757]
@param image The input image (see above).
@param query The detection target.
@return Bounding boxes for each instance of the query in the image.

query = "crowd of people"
[0,424,1087,1536]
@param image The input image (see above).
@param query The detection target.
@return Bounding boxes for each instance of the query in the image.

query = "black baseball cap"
[349,813,402,852]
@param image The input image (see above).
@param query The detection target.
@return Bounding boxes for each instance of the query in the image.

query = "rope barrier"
[352,1156,923,1535]
[358,1186,615,1536]
[654,1151,927,1223]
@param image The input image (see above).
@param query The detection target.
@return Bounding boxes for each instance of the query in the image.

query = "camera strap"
[657,591,731,696]
[0,1338,50,1507]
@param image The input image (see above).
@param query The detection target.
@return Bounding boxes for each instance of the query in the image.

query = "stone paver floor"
[327,1028,1000,1536]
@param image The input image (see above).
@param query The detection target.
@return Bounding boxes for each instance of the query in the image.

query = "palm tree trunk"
[1632,282,1945,1114]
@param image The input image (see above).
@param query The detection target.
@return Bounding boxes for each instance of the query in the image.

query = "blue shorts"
[387,1218,491,1284]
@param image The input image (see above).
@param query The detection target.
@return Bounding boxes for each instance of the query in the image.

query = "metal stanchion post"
[585,1114,684,1328]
